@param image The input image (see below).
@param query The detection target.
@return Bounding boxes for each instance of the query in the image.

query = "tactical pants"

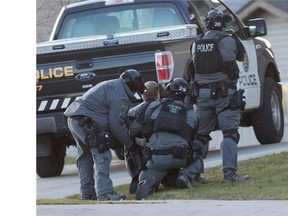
[67,117,114,197]
[138,154,199,194]
[195,88,241,172]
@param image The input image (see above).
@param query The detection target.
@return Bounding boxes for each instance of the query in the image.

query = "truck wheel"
[37,137,66,178]
[251,77,284,144]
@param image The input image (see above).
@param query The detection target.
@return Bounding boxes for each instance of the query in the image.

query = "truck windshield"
[57,2,185,39]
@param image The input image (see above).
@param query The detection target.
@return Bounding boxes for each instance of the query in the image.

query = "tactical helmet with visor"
[205,8,232,31]
[165,78,188,99]
[120,69,145,94]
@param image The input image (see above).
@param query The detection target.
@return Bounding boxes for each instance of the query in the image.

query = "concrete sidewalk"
[37,200,288,216]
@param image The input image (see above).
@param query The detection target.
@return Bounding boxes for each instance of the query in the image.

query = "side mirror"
[248,18,267,37]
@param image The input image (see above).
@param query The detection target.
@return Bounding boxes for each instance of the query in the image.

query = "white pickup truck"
[37,0,284,177]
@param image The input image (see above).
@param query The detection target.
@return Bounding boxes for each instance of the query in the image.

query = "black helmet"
[165,78,188,98]
[205,8,232,30]
[120,69,145,93]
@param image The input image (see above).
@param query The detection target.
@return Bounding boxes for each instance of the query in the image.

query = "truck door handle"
[157,32,170,37]
[76,59,93,69]
[52,44,65,50]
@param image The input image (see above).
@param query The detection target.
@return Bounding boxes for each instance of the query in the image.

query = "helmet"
[165,78,188,97]
[205,8,232,30]
[120,69,145,93]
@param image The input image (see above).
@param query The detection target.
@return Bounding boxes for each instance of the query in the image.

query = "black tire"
[251,77,284,144]
[37,139,66,178]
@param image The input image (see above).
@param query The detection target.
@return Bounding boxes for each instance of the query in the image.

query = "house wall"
[261,13,288,82]
[36,0,85,42]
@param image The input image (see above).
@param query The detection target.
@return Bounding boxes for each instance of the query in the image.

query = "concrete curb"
[37,200,288,216]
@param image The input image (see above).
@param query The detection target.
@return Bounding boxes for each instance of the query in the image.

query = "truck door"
[237,39,261,110]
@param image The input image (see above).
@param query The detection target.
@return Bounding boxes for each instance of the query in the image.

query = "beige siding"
[261,16,288,81]
[36,0,85,42]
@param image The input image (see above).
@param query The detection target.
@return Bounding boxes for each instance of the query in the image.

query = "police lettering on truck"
[236,41,261,110]
[36,65,74,81]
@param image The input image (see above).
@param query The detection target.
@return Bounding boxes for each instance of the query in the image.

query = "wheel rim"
[271,91,281,131]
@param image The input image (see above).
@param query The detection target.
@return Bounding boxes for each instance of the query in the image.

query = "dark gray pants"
[138,153,200,193]
[195,88,241,173]
[67,117,114,197]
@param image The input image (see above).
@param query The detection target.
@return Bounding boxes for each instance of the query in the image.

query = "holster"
[75,116,109,153]
[141,146,153,170]
[229,89,246,111]
[171,145,188,159]
[210,83,218,99]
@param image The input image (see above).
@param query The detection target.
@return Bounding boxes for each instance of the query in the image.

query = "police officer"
[126,81,160,194]
[64,69,145,201]
[188,8,250,183]
[131,78,199,200]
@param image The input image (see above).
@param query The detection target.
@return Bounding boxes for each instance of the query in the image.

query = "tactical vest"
[148,100,193,141]
[194,33,227,74]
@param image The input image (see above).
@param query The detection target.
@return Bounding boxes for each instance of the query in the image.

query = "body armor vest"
[151,100,192,141]
[194,33,227,74]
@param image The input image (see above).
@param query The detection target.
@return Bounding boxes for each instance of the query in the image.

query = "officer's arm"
[231,33,246,62]
[184,58,195,83]
[109,96,133,147]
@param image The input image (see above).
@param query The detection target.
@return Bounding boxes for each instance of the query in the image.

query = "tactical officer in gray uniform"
[64,69,145,201]
[126,81,160,194]
[188,9,250,183]
[130,78,199,200]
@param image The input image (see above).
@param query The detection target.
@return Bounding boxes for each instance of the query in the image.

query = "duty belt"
[198,82,236,89]
[151,145,188,159]
[152,148,174,155]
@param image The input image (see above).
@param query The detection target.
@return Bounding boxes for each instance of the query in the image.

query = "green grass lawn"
[65,156,77,165]
[65,155,118,165]
[37,151,288,204]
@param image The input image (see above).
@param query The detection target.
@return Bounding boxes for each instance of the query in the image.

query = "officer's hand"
[126,143,140,153]
[135,137,147,147]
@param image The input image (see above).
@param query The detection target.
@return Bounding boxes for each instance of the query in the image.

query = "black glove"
[126,143,140,153]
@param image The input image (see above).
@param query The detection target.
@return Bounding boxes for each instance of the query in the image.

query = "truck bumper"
[37,112,69,134]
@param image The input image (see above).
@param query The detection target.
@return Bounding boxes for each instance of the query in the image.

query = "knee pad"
[223,128,240,143]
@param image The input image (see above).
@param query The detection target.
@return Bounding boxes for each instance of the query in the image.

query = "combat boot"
[81,194,97,200]
[136,175,156,200]
[192,173,206,184]
[222,170,250,184]
[98,191,126,201]
[175,175,192,188]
